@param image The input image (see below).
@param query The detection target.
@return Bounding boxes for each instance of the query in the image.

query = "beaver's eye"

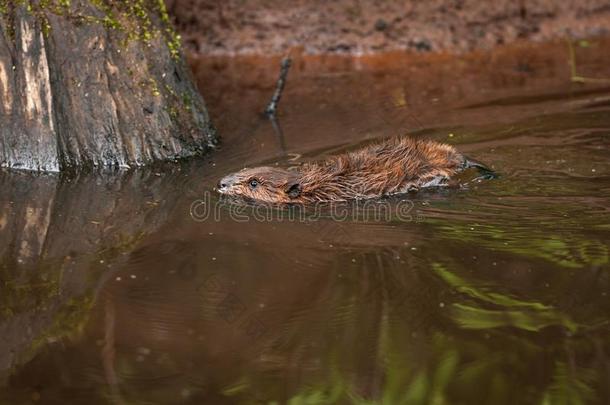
[249,179,259,189]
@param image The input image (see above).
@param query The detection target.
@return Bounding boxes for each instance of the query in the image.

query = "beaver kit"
[217,137,494,204]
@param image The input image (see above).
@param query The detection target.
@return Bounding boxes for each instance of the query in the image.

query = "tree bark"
[0,1,217,172]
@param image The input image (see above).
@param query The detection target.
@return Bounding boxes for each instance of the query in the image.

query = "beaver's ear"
[285,181,302,199]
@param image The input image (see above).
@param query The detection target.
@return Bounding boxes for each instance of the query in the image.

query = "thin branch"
[264,56,292,118]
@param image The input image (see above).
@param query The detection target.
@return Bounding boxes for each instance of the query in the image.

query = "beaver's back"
[295,137,465,201]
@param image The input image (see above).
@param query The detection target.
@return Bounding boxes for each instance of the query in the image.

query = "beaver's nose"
[217,175,235,193]
[217,181,228,192]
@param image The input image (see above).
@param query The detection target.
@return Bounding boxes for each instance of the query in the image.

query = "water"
[1,39,609,404]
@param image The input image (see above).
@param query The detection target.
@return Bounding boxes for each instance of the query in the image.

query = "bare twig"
[265,56,292,118]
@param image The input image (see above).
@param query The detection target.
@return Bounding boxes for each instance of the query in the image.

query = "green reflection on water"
[429,219,609,270]
[432,263,578,332]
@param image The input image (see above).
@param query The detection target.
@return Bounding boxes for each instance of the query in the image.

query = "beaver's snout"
[217,174,237,193]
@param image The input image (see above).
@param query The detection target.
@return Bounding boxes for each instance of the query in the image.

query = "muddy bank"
[166,0,610,55]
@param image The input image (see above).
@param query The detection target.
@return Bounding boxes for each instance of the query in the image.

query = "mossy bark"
[0,0,217,171]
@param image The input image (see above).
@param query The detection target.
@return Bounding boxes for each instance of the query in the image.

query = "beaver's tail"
[463,157,497,179]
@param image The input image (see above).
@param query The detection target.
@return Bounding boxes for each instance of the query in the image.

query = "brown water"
[1,39,610,404]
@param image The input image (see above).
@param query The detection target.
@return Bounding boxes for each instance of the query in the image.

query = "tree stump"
[0,0,217,171]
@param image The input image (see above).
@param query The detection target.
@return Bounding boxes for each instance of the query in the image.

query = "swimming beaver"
[217,137,493,204]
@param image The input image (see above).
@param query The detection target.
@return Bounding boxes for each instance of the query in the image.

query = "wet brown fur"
[218,137,470,204]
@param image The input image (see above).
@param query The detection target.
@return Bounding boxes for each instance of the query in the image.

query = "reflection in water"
[1,39,610,404]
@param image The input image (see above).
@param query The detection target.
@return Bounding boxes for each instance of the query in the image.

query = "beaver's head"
[217,166,302,203]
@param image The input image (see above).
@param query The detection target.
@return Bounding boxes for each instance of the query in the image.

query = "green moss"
[0,0,18,40]
[29,295,95,352]
[166,105,179,120]
[163,82,177,98]
[146,77,161,97]
[0,255,63,318]
[181,91,193,112]
[0,0,183,59]
[154,0,181,59]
